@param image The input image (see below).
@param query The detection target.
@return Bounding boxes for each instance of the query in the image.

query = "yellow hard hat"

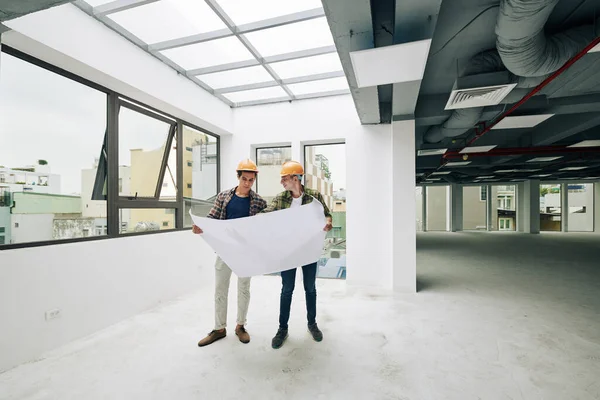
[236,158,258,173]
[280,160,304,176]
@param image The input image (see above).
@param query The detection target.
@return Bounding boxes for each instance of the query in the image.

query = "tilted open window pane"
[0,51,107,245]
[108,0,227,45]
[159,128,178,200]
[269,53,343,80]
[161,37,254,70]
[183,126,218,227]
[287,77,349,96]
[216,0,323,25]
[118,106,172,198]
[196,66,275,89]
[243,18,334,57]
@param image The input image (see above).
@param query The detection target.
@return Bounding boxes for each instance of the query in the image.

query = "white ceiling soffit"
[349,39,432,88]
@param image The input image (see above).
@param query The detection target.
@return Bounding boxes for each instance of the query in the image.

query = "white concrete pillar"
[391,120,416,292]
[516,182,525,232]
[561,183,569,233]
[486,185,493,231]
[594,183,600,233]
[450,184,463,232]
[422,186,427,232]
[522,180,540,234]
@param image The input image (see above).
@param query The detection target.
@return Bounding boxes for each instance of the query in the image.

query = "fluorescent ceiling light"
[589,44,600,53]
[559,167,588,171]
[567,140,600,148]
[495,169,517,173]
[460,145,497,154]
[431,171,451,175]
[526,156,562,163]
[223,86,289,103]
[492,114,554,130]
[349,39,432,88]
[531,174,551,177]
[585,176,600,179]
[418,148,447,156]
[445,161,471,167]
[477,176,495,179]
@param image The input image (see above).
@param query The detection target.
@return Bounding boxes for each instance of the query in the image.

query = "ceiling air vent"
[444,71,517,110]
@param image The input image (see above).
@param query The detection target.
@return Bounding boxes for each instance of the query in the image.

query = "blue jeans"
[279,262,317,330]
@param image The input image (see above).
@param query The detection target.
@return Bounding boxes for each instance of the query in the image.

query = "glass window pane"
[119,106,172,198]
[161,37,254,70]
[223,86,289,103]
[305,144,346,280]
[196,65,274,89]
[183,126,218,228]
[243,18,334,57]
[287,77,349,96]
[108,0,227,44]
[0,52,107,245]
[492,185,516,231]
[269,53,343,79]
[256,147,291,203]
[567,183,594,232]
[216,0,323,25]
[540,184,561,231]
[159,141,177,200]
[120,208,175,234]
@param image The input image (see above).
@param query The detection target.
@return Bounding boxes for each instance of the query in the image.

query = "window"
[0,47,220,249]
[183,125,218,228]
[0,50,107,245]
[304,143,346,280]
[567,183,594,232]
[480,186,487,201]
[256,146,292,204]
[0,227,4,233]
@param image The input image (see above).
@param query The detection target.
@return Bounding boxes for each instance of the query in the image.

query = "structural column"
[521,180,540,234]
[516,182,525,232]
[391,120,416,293]
[594,182,600,233]
[422,186,428,232]
[450,184,463,232]
[486,185,493,231]
[561,183,569,233]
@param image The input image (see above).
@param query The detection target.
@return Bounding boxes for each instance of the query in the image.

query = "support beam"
[322,0,380,124]
[215,71,346,94]
[594,183,600,233]
[392,120,416,292]
[450,184,463,232]
[521,180,540,234]
[486,185,493,231]
[517,183,525,232]
[561,183,569,232]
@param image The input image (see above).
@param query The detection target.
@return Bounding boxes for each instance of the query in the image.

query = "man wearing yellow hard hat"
[261,160,333,349]
[192,159,267,347]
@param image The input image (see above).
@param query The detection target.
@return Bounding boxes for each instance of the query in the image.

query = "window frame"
[0,45,220,250]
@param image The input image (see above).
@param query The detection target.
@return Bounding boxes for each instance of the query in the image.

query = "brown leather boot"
[235,325,250,344]
[197,329,226,347]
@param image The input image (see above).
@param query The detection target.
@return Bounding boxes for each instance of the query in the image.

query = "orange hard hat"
[236,158,258,173]
[280,160,304,176]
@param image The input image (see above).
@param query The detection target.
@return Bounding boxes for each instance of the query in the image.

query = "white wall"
[2,4,234,137]
[0,232,215,372]
[229,96,397,289]
[11,213,54,244]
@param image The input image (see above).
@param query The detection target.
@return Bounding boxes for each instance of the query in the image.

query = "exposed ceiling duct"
[423,0,599,144]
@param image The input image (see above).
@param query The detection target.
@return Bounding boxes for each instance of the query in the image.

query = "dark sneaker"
[308,323,323,342]
[235,325,250,344]
[198,329,226,347]
[271,328,288,349]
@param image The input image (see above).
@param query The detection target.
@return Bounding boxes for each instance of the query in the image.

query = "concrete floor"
[1,232,599,400]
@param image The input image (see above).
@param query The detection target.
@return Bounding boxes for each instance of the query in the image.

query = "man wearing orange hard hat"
[261,160,333,349]
[192,158,267,347]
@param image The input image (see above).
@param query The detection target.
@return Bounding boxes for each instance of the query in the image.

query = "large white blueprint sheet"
[190,200,327,277]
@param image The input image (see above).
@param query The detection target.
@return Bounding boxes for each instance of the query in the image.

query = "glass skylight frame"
[75,0,350,107]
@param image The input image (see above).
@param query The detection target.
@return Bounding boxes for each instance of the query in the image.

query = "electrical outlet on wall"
[45,308,61,321]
